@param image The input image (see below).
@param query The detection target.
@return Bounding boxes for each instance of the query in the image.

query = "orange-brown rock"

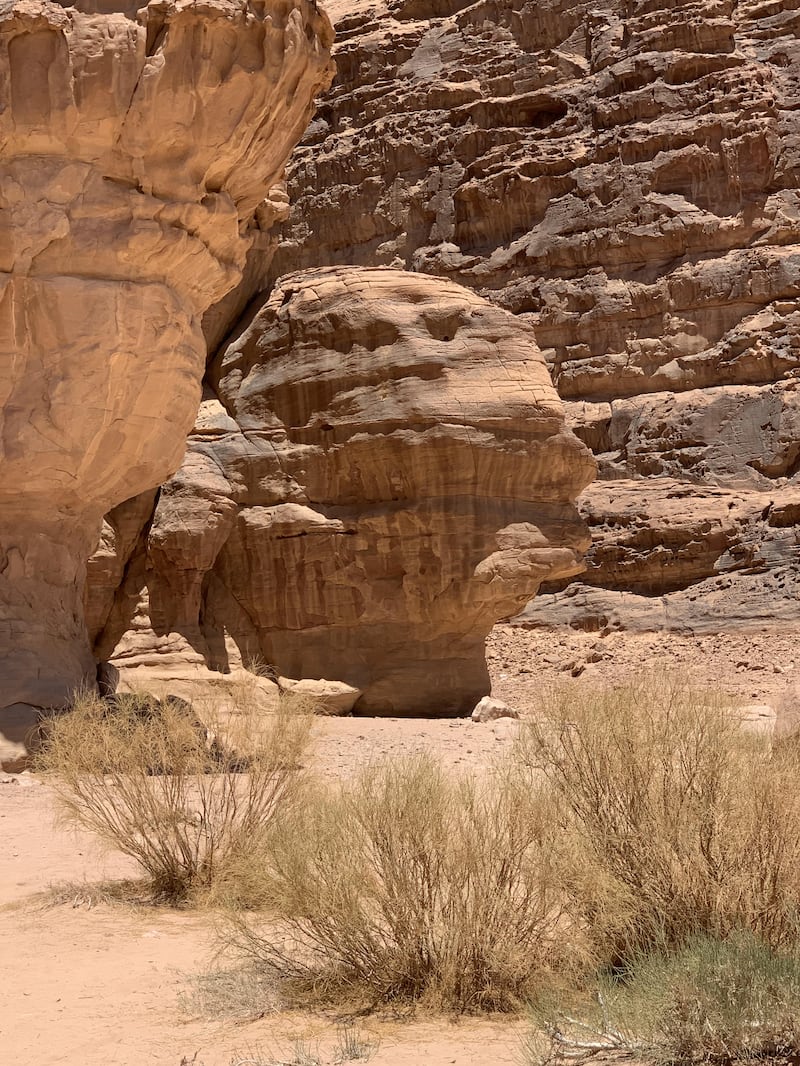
[0,0,334,736]
[264,0,800,631]
[91,267,594,714]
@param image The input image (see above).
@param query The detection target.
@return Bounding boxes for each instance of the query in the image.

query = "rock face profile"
[0,0,334,729]
[265,0,800,632]
[89,267,594,714]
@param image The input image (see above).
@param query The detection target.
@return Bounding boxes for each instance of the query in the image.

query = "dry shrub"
[230,754,571,1012]
[520,676,800,966]
[35,689,311,904]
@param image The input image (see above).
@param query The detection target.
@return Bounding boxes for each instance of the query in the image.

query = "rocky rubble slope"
[267,0,800,630]
[0,0,333,747]
[89,267,594,714]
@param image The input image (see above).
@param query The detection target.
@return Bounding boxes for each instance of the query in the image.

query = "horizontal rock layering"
[266,0,800,631]
[89,267,594,714]
[0,0,334,732]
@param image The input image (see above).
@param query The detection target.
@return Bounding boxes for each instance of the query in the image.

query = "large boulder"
[90,266,595,714]
[0,0,334,733]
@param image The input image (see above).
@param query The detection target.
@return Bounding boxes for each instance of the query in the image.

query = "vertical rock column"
[0,0,334,740]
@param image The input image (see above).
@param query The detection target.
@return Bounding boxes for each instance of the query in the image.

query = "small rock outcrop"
[279,677,362,715]
[471,696,518,723]
[515,480,800,633]
[89,267,594,714]
[0,0,334,734]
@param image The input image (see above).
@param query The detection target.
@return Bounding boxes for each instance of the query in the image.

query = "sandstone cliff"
[265,0,800,631]
[90,267,594,714]
[0,0,333,743]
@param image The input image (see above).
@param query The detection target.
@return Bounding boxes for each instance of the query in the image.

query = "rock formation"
[263,0,800,631]
[89,267,594,714]
[74,0,800,717]
[0,0,334,743]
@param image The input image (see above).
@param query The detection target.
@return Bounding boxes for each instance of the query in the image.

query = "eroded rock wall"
[265,0,800,630]
[0,0,334,725]
[90,267,594,714]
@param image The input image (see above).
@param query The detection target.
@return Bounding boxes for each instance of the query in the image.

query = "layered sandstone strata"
[0,0,333,733]
[520,382,800,631]
[265,0,800,630]
[90,267,594,714]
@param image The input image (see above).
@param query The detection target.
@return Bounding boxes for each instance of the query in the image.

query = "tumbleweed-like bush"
[36,688,311,904]
[519,676,800,967]
[229,753,575,1012]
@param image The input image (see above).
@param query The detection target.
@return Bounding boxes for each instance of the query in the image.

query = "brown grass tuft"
[35,688,311,905]
[227,753,575,1013]
[519,675,800,966]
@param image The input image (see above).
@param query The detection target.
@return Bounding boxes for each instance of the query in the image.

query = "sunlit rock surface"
[0,0,334,735]
[91,267,594,714]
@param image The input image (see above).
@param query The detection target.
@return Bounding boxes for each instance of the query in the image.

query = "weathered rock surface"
[279,677,362,715]
[470,695,518,722]
[0,0,334,729]
[264,0,800,631]
[517,479,800,632]
[90,266,594,714]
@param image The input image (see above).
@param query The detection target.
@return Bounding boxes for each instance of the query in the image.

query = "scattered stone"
[0,705,42,773]
[279,679,362,716]
[737,704,777,736]
[471,696,520,723]
[0,771,34,787]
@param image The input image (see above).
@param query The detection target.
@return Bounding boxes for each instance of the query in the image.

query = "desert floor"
[2,623,797,1066]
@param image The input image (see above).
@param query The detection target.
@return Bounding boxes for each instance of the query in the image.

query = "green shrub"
[531,933,800,1065]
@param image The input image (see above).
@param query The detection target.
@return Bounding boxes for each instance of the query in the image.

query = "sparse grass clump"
[531,932,800,1065]
[35,689,311,904]
[230,1026,378,1066]
[229,753,571,1013]
[229,1041,321,1066]
[180,964,281,1020]
[331,1023,379,1062]
[520,676,800,967]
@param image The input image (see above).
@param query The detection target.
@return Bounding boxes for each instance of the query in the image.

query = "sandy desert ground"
[2,623,798,1066]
